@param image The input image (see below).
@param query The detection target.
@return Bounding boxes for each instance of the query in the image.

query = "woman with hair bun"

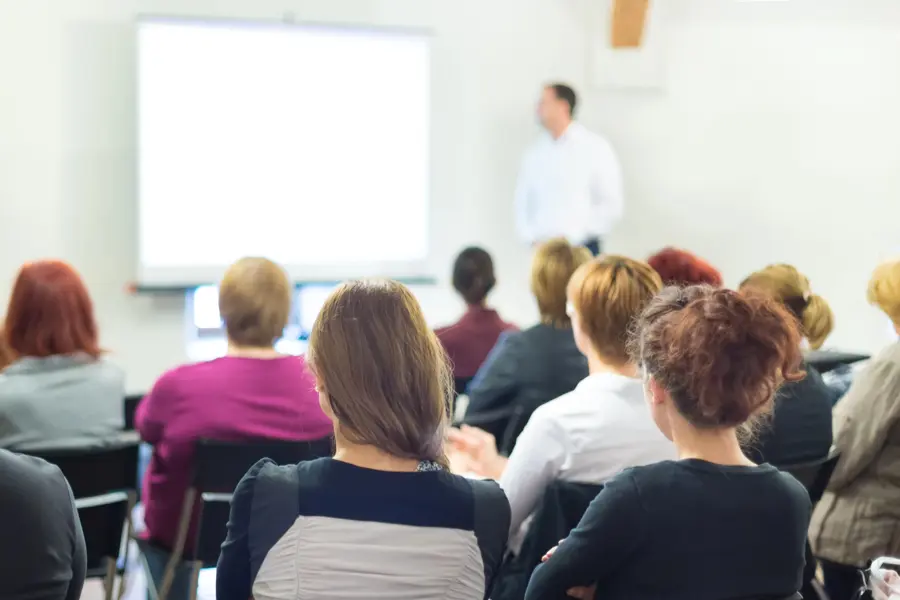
[525,286,811,600]
[740,264,833,466]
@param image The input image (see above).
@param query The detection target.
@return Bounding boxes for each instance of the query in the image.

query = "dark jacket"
[463,324,587,452]
[746,363,834,467]
[0,449,86,600]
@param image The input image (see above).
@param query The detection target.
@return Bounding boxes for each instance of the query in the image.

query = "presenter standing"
[514,83,623,256]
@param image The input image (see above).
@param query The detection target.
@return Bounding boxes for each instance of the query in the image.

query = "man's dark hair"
[452,247,496,305]
[549,83,577,116]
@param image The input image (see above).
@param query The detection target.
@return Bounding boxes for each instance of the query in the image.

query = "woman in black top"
[526,286,812,600]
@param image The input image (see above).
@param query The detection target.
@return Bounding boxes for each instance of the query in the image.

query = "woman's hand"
[446,425,507,479]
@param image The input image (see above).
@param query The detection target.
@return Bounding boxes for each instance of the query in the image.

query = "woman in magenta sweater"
[136,257,332,599]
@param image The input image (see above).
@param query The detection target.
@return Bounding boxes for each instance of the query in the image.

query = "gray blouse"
[0,353,125,450]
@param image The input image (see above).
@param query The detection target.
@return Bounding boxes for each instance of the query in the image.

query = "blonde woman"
[809,259,900,600]
[739,264,834,466]
[462,239,591,450]
[451,256,675,554]
[217,280,510,600]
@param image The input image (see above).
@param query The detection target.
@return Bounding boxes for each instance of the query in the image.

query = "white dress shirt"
[514,122,624,244]
[500,372,675,553]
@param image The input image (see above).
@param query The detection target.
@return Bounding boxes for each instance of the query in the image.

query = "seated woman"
[740,264,834,466]
[0,260,124,449]
[463,239,591,450]
[450,256,675,553]
[136,257,333,597]
[436,247,517,395]
[525,286,812,600]
[809,259,900,600]
[0,449,86,600]
[646,246,723,287]
[216,280,510,600]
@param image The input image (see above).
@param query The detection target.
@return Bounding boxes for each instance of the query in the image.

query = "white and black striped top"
[216,457,510,600]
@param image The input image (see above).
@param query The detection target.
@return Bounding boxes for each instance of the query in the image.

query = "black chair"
[147,436,334,600]
[492,480,603,600]
[123,394,143,431]
[781,449,841,507]
[28,436,140,600]
[805,350,870,375]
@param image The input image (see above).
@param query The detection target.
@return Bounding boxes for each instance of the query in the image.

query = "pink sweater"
[136,355,333,552]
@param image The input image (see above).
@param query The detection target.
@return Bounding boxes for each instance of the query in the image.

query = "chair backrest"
[27,437,140,574]
[781,449,841,506]
[123,394,143,431]
[190,436,334,565]
[492,480,603,600]
[805,349,870,374]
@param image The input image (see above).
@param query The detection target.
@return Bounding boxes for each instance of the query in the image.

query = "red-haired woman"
[0,261,124,449]
[646,247,723,287]
[526,287,811,600]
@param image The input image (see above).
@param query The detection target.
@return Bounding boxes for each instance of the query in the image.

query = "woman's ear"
[648,377,668,406]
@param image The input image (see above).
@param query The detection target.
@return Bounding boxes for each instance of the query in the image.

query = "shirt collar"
[4,353,95,375]
[553,121,583,143]
[575,371,642,394]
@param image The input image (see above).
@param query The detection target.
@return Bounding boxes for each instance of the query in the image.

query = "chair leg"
[189,562,202,600]
[104,557,116,600]
[117,493,137,600]
[157,488,196,600]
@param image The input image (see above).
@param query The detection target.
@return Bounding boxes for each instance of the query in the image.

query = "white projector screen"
[137,17,430,286]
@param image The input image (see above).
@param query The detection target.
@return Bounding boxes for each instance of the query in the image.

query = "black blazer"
[463,324,587,452]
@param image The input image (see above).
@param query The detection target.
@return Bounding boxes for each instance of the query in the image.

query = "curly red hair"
[647,247,723,287]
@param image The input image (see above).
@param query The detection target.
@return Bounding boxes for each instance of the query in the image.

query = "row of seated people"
[0,246,898,599]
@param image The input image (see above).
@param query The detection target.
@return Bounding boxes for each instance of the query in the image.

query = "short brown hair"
[218,257,292,347]
[568,256,662,365]
[5,261,101,359]
[634,286,804,428]
[531,239,592,326]
[307,280,451,467]
[868,259,900,326]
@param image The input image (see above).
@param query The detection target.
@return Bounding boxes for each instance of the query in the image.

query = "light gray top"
[0,354,125,450]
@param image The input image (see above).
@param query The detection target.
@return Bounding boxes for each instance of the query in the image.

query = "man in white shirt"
[515,84,624,255]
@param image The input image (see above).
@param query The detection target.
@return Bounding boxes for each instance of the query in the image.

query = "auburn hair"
[740,264,833,349]
[868,259,900,326]
[531,239,592,327]
[567,255,662,365]
[646,247,723,287]
[634,286,804,429]
[4,261,101,359]
[218,257,293,348]
[307,280,452,467]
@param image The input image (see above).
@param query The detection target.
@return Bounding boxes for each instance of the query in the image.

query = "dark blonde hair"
[218,257,292,348]
[306,280,452,467]
[568,255,662,365]
[531,239,592,327]
[868,259,900,326]
[740,264,833,350]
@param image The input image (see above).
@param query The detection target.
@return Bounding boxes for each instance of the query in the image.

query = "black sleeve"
[524,471,648,600]
[464,333,521,417]
[470,479,511,599]
[216,458,273,600]
[64,478,86,600]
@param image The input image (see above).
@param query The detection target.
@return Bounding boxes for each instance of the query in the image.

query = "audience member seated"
[216,280,510,600]
[136,257,333,599]
[739,263,834,466]
[450,256,675,553]
[463,239,590,449]
[0,448,86,600]
[0,260,124,449]
[646,246,723,287]
[436,247,517,394]
[525,286,812,600]
[809,259,900,600]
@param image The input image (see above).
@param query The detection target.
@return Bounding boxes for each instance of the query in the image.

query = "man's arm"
[589,139,624,230]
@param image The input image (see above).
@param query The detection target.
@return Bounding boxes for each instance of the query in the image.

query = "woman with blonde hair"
[462,239,591,451]
[450,256,675,555]
[217,280,510,600]
[739,264,834,466]
[809,259,900,600]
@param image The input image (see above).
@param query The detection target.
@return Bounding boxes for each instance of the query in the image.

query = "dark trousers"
[821,559,865,600]
[583,238,602,256]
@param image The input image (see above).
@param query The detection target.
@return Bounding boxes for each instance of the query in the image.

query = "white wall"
[0,0,898,392]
